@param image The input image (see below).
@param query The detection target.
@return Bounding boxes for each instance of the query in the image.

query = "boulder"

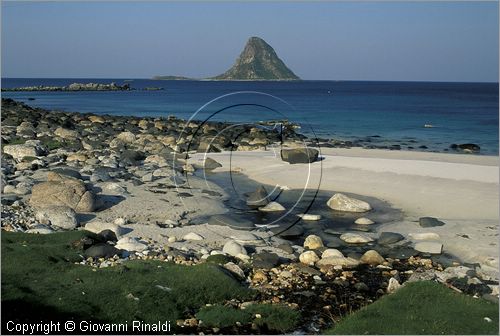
[414,241,443,254]
[88,115,105,123]
[321,249,344,259]
[299,251,320,265]
[115,237,148,252]
[387,277,402,294]
[120,150,145,166]
[340,233,374,244]
[222,240,247,257]
[98,229,118,242]
[16,121,36,136]
[116,131,136,143]
[298,213,322,221]
[360,250,385,265]
[223,262,245,279]
[419,217,445,228]
[203,157,222,170]
[30,176,95,212]
[84,243,120,258]
[278,243,295,254]
[252,252,280,269]
[303,235,324,250]
[54,127,78,139]
[35,206,78,230]
[84,221,127,237]
[3,140,46,161]
[144,154,169,167]
[327,193,372,212]
[378,232,405,245]
[51,168,82,180]
[355,217,375,225]
[246,185,269,207]
[258,201,285,212]
[436,266,474,283]
[25,225,55,234]
[281,148,319,164]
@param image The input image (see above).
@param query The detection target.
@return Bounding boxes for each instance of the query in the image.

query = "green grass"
[196,304,300,332]
[6,137,27,145]
[197,305,251,328]
[205,254,235,264]
[1,231,253,332]
[21,156,38,162]
[325,281,499,335]
[41,139,64,150]
[246,304,301,332]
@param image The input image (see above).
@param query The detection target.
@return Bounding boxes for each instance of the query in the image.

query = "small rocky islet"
[1,98,497,333]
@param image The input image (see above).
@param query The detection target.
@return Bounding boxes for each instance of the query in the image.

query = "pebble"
[354,217,375,225]
[414,241,443,254]
[340,233,374,244]
[183,232,204,241]
[297,213,322,221]
[304,235,324,250]
[299,251,320,265]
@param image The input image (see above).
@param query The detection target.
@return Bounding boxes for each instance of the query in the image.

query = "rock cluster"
[2,82,131,92]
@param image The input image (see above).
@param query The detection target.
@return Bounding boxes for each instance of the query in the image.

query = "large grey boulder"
[35,206,78,230]
[222,240,247,257]
[115,237,148,252]
[3,140,47,161]
[30,173,95,212]
[281,148,319,164]
[84,243,120,258]
[327,193,372,212]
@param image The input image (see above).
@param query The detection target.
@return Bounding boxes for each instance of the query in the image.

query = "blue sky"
[1,1,498,81]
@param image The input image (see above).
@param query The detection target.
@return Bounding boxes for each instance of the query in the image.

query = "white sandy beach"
[190,147,499,273]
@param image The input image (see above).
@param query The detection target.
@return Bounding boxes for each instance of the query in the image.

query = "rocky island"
[154,37,300,81]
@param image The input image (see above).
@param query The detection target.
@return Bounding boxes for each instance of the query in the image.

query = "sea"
[1,78,498,155]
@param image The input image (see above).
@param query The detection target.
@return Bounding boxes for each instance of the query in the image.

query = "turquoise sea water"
[2,78,498,154]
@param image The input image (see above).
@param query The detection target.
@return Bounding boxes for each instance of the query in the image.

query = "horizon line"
[1,77,499,84]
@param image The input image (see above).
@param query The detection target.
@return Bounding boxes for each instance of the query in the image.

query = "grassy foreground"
[325,281,499,335]
[196,303,300,332]
[1,231,267,333]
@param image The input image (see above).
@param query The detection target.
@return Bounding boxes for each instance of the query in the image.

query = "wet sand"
[189,147,499,272]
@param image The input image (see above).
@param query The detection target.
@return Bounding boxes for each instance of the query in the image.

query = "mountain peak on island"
[214,36,300,80]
